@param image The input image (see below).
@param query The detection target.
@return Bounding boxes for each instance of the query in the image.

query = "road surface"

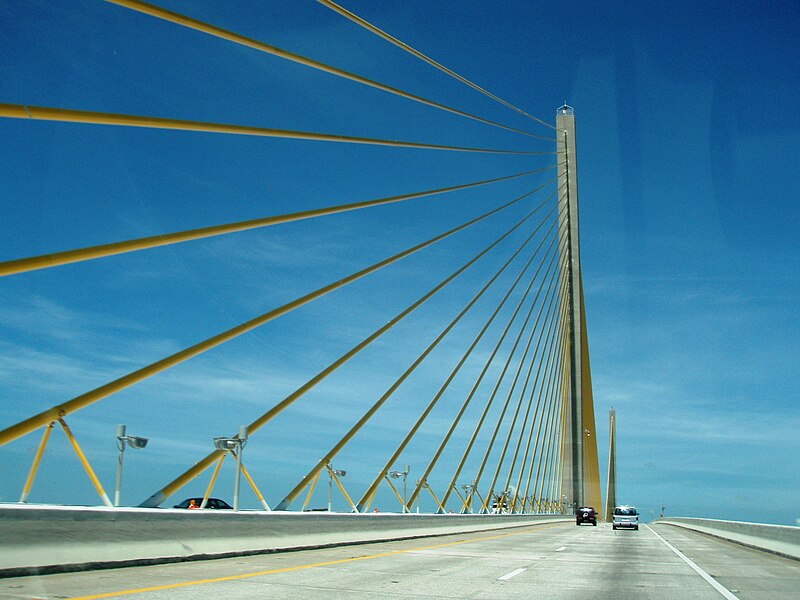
[1,522,797,599]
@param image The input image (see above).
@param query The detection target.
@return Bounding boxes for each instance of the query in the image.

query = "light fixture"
[328,465,346,512]
[127,436,148,450]
[213,426,247,511]
[115,424,149,507]
[388,465,410,513]
[214,437,239,452]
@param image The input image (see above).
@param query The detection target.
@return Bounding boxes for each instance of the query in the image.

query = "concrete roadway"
[1,522,798,599]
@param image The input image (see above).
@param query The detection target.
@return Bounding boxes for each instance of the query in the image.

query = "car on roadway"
[576,506,597,526]
[173,497,233,510]
[612,505,639,530]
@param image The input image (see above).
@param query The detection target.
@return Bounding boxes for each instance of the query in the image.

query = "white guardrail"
[655,517,800,561]
[0,504,570,576]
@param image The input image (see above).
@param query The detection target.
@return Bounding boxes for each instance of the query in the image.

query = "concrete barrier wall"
[0,504,570,576]
[656,517,800,561]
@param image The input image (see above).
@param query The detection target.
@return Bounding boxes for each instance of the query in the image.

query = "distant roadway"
[1,522,797,599]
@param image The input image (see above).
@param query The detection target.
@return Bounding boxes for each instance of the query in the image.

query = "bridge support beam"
[556,105,584,512]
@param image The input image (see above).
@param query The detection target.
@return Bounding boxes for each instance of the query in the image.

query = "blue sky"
[1,1,798,525]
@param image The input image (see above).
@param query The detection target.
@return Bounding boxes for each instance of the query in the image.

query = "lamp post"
[461,482,475,513]
[328,466,346,512]
[388,465,411,512]
[213,426,247,511]
[115,424,148,507]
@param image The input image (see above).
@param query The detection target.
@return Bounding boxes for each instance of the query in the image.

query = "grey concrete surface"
[0,504,568,575]
[655,517,800,561]
[2,521,798,599]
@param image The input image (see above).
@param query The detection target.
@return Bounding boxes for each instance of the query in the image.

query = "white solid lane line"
[497,567,527,581]
[645,525,740,600]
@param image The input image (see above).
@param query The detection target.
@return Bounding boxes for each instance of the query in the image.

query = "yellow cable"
[0,103,554,155]
[0,166,554,277]
[105,0,557,142]
[317,0,561,133]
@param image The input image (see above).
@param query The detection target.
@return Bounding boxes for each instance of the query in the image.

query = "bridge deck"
[2,523,797,599]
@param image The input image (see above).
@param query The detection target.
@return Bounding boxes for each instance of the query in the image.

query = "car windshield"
[614,507,637,516]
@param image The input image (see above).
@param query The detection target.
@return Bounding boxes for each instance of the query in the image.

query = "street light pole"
[234,426,247,512]
[328,468,333,512]
[389,465,411,512]
[213,426,247,512]
[115,424,126,507]
[327,465,346,512]
[114,424,148,507]
[403,465,409,512]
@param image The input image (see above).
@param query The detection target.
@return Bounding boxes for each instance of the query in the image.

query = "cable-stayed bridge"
[1,0,601,516]
[1,1,798,596]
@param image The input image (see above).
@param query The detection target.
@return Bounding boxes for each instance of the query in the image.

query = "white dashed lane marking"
[497,567,527,581]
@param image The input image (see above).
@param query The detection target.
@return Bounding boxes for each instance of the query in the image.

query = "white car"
[612,505,639,530]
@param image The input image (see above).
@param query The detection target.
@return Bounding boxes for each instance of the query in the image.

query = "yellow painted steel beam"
[201,454,226,508]
[435,232,568,512]
[2,186,537,452]
[579,275,603,515]
[301,471,322,512]
[421,482,446,514]
[105,0,556,142]
[356,204,557,512]
[19,423,54,503]
[525,296,568,509]
[519,310,562,507]
[476,275,565,514]
[317,0,561,134]
[502,280,565,503]
[271,192,556,512]
[433,192,568,511]
[531,238,569,499]
[0,166,554,278]
[360,483,380,513]
[0,103,554,156]
[415,232,560,511]
[328,465,357,513]
[383,476,407,512]
[481,296,562,512]
[451,485,467,512]
[58,419,112,507]
[230,451,271,511]
[605,408,617,522]
[473,488,488,514]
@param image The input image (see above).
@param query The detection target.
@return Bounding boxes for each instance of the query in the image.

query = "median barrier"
[655,517,800,561]
[0,504,570,576]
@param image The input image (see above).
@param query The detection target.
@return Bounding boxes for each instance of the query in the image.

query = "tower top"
[557,104,574,116]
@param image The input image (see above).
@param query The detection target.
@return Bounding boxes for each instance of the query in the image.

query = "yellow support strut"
[201,454,226,508]
[58,419,112,507]
[327,465,357,513]
[19,422,54,503]
[301,471,322,512]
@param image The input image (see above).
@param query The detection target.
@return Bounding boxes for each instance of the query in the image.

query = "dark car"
[173,497,233,510]
[576,506,597,526]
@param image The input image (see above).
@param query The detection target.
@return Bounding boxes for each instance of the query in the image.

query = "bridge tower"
[556,105,602,514]
[605,407,617,521]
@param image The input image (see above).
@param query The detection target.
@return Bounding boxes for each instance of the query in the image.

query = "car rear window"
[614,507,637,516]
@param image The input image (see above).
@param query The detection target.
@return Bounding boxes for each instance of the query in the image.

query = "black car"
[174,497,233,510]
[576,506,597,525]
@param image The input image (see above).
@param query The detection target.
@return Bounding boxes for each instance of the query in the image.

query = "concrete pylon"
[605,408,617,522]
[557,105,583,512]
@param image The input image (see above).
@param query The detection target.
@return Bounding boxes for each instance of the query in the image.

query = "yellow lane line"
[70,522,568,599]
